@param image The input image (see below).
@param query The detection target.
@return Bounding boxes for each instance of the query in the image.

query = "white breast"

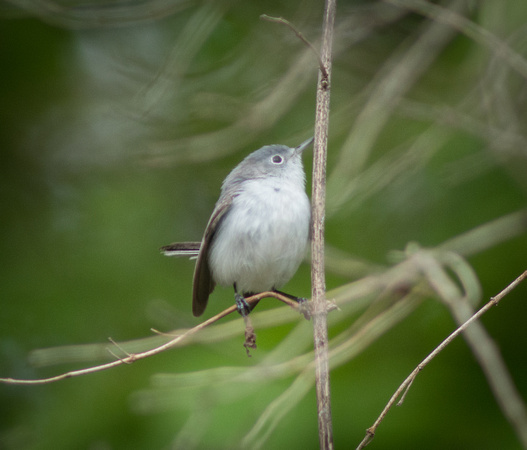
[209,177,310,294]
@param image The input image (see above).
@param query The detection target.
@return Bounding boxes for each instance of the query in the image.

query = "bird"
[162,137,313,317]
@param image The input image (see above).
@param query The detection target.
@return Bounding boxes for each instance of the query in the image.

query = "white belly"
[209,178,310,294]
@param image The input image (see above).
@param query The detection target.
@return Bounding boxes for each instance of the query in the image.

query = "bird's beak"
[295,137,314,155]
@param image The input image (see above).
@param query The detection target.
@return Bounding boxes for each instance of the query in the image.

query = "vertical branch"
[312,0,337,449]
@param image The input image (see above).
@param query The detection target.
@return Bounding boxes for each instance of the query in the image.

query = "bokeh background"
[1,0,527,449]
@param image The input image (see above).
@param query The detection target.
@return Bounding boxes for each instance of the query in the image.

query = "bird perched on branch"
[162,138,313,317]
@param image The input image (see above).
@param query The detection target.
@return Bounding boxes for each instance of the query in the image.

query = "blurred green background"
[1,0,527,449]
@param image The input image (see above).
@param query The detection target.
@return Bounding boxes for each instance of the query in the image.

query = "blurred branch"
[11,209,527,370]
[4,0,192,29]
[386,0,527,80]
[357,269,527,449]
[2,213,526,446]
[2,209,526,448]
[148,47,317,164]
[147,4,407,167]
[135,3,227,116]
[440,209,527,257]
[327,0,468,211]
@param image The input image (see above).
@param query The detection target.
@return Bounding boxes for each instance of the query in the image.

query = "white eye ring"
[271,155,284,164]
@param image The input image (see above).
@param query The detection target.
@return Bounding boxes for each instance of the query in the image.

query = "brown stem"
[0,291,303,385]
[260,14,329,81]
[312,0,337,449]
[356,270,527,449]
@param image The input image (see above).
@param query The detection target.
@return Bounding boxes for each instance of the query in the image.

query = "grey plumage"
[163,138,312,317]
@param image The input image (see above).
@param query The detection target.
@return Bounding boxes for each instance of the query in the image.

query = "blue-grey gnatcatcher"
[162,137,313,317]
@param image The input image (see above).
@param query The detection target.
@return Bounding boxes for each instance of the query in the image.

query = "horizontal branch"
[0,292,307,385]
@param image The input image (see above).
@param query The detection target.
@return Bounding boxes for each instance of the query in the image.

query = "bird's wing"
[192,194,234,317]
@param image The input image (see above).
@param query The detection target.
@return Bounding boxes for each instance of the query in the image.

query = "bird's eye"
[272,155,284,164]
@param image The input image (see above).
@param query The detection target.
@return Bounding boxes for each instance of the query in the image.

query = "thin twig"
[422,252,527,447]
[446,295,527,447]
[356,270,527,449]
[312,1,337,449]
[0,292,304,385]
[260,14,329,82]
[106,338,133,364]
[491,270,527,302]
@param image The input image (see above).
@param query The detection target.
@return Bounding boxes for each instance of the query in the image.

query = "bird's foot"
[235,293,252,317]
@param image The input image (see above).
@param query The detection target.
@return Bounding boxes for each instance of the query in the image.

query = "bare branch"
[357,270,527,449]
[0,291,305,385]
[312,1,337,449]
[260,14,329,82]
